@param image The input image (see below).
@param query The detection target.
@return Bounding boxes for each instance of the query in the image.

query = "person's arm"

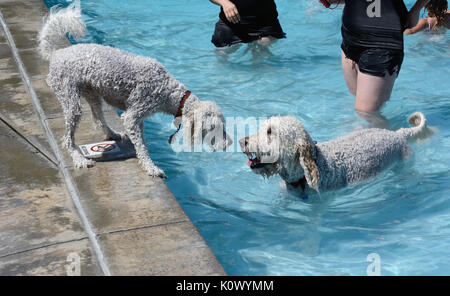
[210,0,240,24]
[406,0,431,29]
[404,17,429,34]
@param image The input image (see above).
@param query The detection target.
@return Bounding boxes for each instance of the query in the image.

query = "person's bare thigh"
[341,50,358,96]
[355,71,397,112]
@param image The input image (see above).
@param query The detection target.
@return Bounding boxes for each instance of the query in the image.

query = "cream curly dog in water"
[240,113,428,196]
[38,2,231,177]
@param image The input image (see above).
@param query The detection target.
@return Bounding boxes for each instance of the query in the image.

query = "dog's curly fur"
[38,1,231,177]
[240,112,427,194]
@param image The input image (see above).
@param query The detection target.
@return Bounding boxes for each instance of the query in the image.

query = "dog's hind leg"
[121,108,166,178]
[59,89,95,169]
[82,89,124,141]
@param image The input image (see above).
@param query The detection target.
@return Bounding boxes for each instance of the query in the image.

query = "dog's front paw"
[74,160,95,169]
[145,166,167,178]
[75,158,96,169]
[72,152,96,168]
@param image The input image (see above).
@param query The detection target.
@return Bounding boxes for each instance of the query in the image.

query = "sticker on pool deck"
[79,141,121,159]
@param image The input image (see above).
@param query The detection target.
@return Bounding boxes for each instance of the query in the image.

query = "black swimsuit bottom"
[341,0,408,77]
[211,0,286,47]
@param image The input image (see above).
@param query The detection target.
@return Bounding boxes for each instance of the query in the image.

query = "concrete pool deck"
[0,0,226,275]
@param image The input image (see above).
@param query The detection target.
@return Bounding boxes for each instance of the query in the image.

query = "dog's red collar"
[175,90,191,118]
[290,176,307,190]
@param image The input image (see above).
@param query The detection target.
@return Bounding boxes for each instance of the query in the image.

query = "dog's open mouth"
[246,153,270,169]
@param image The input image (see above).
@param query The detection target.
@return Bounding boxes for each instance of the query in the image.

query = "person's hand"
[222,0,240,24]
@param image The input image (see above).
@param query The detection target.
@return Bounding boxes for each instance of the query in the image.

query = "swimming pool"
[44,0,450,275]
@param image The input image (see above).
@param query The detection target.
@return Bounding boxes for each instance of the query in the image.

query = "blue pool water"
[44,0,450,275]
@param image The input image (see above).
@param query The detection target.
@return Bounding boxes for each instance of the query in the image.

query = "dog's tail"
[38,0,86,61]
[396,112,427,139]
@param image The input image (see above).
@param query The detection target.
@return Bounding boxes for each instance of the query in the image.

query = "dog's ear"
[181,110,203,145]
[168,116,182,144]
[169,111,195,145]
[296,139,319,191]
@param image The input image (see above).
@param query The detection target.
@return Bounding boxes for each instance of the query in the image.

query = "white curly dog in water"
[240,113,429,195]
[38,1,231,177]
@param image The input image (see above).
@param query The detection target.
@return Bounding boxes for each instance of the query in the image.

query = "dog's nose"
[239,136,249,150]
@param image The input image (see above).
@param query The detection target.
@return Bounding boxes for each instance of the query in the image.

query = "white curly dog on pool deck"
[38,1,231,177]
[239,112,428,196]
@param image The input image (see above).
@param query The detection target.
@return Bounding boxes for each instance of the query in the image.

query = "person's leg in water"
[341,51,396,128]
[355,71,396,113]
[354,71,396,128]
[341,50,358,95]
[257,35,277,47]
[215,43,242,55]
[245,35,277,61]
[216,35,276,56]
